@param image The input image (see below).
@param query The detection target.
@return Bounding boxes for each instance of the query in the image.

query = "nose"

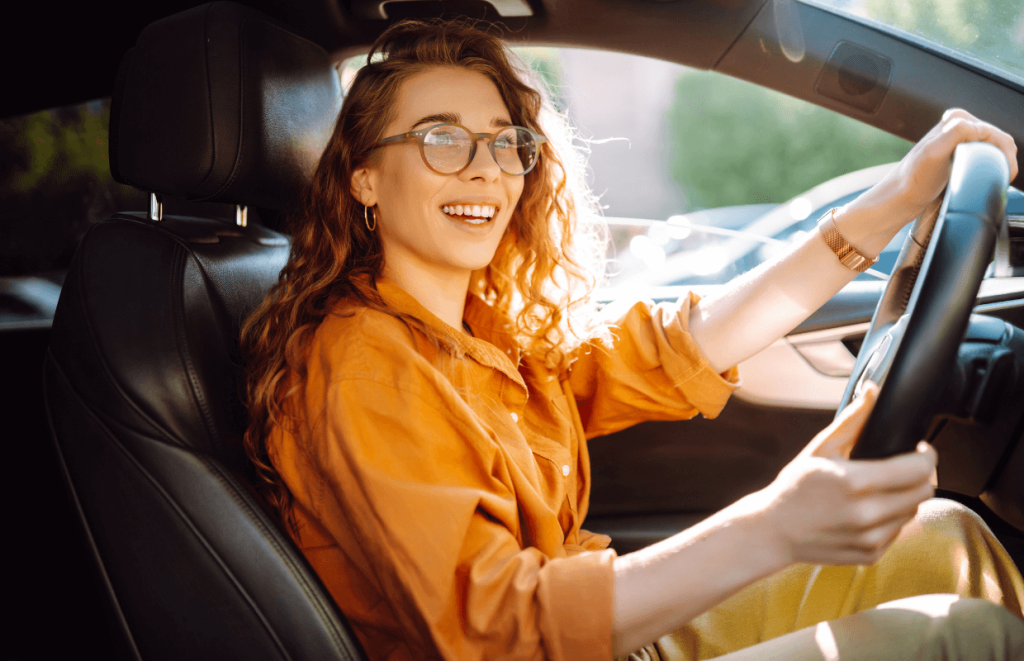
[459,136,502,182]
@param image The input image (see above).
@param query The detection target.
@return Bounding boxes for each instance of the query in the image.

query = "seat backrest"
[44,3,365,659]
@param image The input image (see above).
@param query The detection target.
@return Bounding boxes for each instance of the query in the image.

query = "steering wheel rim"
[841,142,1010,460]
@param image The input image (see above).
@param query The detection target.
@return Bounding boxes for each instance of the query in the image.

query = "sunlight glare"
[630,235,666,269]
[647,222,673,246]
[813,621,840,661]
[667,214,694,240]
[789,196,813,221]
[689,247,727,275]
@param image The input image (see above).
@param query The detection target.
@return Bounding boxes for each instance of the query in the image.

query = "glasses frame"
[374,122,548,176]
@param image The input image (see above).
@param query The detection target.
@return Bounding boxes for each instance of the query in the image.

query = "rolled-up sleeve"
[568,291,741,439]
[305,374,617,661]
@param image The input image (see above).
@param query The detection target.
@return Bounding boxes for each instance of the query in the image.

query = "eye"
[496,128,526,150]
[425,125,471,147]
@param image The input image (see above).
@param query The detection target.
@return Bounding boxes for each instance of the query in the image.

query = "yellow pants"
[621,499,1024,660]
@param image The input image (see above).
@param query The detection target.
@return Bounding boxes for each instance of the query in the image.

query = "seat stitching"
[46,357,302,661]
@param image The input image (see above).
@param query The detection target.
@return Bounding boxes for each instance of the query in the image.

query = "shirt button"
[510,412,519,423]
[562,465,571,476]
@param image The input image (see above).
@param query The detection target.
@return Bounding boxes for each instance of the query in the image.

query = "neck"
[381,261,471,333]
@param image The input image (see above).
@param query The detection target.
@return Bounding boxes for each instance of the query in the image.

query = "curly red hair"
[241,17,608,530]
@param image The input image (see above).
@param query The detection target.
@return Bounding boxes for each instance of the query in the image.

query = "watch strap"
[817,208,879,273]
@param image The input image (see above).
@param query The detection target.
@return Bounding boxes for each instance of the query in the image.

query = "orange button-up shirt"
[269,278,740,661]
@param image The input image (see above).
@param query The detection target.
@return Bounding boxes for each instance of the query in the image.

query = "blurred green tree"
[862,0,1024,82]
[667,71,912,209]
[0,102,135,274]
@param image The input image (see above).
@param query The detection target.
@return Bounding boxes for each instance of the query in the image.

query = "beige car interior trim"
[735,277,1024,410]
[787,321,871,378]
[734,337,852,410]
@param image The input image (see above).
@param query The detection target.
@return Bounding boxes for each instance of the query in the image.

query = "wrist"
[836,176,919,253]
[831,198,902,258]
[730,488,794,571]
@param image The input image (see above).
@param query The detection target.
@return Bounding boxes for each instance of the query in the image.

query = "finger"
[916,440,938,464]
[806,381,879,459]
[843,478,934,533]
[917,440,940,487]
[936,118,1019,180]
[841,449,936,496]
[849,512,910,553]
[915,440,939,482]
[942,107,979,124]
[960,122,1020,181]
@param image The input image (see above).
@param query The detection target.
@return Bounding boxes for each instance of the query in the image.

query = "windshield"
[803,0,1024,86]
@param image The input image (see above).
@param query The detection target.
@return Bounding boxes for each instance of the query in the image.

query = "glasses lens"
[423,125,474,174]
[493,127,538,175]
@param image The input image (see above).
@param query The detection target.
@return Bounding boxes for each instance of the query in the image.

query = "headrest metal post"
[236,205,248,228]
[149,193,163,221]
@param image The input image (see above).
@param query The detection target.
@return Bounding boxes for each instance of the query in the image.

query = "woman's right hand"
[757,382,938,566]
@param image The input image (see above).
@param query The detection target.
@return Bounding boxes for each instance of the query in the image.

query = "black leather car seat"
[43,3,367,659]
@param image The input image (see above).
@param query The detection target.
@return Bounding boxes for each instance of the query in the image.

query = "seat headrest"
[110,1,342,211]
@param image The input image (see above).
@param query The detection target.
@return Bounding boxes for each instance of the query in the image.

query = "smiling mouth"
[442,204,498,225]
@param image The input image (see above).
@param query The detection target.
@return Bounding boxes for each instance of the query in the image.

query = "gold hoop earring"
[364,204,377,232]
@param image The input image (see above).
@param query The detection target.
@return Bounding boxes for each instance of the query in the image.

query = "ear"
[350,166,378,208]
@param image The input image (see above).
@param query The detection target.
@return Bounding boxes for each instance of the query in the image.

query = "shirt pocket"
[523,429,576,519]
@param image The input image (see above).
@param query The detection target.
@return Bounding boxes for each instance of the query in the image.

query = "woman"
[241,17,1024,661]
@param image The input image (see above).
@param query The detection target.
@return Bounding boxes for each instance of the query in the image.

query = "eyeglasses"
[374,123,547,176]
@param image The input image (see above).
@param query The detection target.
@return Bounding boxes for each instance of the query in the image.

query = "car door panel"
[585,281,1024,555]
[586,397,833,554]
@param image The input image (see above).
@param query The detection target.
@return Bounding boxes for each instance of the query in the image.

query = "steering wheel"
[840,142,1011,460]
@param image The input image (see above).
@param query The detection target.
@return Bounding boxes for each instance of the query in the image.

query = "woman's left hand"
[863,108,1018,234]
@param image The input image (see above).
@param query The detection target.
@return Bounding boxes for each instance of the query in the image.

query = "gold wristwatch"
[817,208,878,273]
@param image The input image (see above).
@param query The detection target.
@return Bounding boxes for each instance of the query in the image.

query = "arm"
[689,109,1019,374]
[610,383,938,655]
[567,292,740,440]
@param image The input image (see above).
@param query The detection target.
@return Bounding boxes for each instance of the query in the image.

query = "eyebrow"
[410,113,514,130]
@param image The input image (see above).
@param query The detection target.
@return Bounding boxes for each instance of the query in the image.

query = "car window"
[0,99,236,280]
[804,0,1024,87]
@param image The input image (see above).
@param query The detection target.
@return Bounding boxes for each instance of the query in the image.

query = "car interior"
[5,0,1024,659]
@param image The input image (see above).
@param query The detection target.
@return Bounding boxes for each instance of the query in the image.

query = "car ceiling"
[8,0,1024,189]
[4,0,765,119]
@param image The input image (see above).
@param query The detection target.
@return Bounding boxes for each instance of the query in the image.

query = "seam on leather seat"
[197,452,360,659]
[43,351,145,661]
[71,227,178,445]
[197,3,220,194]
[74,219,230,453]
[46,354,300,661]
[210,14,249,200]
[170,242,222,453]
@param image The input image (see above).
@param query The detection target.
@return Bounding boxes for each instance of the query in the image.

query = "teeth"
[441,204,499,220]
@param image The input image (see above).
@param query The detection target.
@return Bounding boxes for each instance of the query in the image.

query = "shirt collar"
[374,277,524,384]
